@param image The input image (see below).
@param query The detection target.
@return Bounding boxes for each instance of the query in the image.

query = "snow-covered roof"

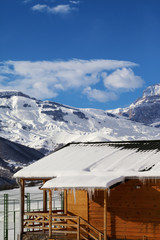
[14,141,160,189]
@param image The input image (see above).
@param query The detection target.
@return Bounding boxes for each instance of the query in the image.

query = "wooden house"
[14,140,160,240]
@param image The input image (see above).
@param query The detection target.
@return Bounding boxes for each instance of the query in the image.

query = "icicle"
[108,188,110,197]
[139,177,147,185]
[87,188,95,200]
[73,188,76,204]
[67,188,77,204]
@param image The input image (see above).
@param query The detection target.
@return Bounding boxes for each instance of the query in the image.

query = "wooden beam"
[104,189,107,240]
[49,190,52,239]
[43,180,47,212]
[64,190,67,214]
[43,180,47,233]
[77,216,80,240]
[20,179,25,234]
[20,178,51,181]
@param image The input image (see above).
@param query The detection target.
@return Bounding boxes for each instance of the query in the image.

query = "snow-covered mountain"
[0,136,43,189]
[110,84,160,127]
[1,89,160,154]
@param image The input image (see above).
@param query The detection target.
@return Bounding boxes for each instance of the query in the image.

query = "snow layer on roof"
[42,173,124,189]
[14,142,160,189]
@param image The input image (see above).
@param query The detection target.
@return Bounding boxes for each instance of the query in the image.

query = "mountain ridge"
[110,84,160,127]
[0,136,44,189]
[0,86,160,155]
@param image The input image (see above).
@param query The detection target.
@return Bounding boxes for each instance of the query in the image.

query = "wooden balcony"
[22,211,104,240]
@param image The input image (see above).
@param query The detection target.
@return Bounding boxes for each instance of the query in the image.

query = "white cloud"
[52,5,72,14]
[70,1,80,4]
[103,68,144,90]
[32,4,76,15]
[0,59,143,101]
[32,4,47,12]
[83,87,117,102]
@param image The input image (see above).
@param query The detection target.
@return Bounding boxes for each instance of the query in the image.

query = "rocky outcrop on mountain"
[0,90,32,99]
[110,84,160,127]
[0,136,44,189]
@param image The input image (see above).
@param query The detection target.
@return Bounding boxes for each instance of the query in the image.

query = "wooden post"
[43,180,47,233]
[77,216,80,240]
[43,180,47,212]
[99,232,102,240]
[49,190,52,239]
[64,190,67,214]
[104,189,107,240]
[20,179,25,235]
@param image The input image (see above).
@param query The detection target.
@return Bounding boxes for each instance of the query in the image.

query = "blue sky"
[0,0,160,109]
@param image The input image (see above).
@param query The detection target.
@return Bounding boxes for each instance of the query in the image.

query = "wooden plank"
[24,212,48,216]
[80,218,103,235]
[24,226,49,230]
[88,182,160,239]
[86,190,89,222]
[21,178,51,181]
[99,232,102,240]
[80,226,98,240]
[20,179,24,234]
[80,233,88,240]
[77,217,80,240]
[108,230,160,237]
[24,220,48,223]
[104,190,107,240]
[64,190,67,215]
[49,190,52,238]
[67,190,88,221]
[106,179,160,239]
[51,230,77,234]
[53,223,77,227]
[43,180,47,212]
[25,221,77,227]
[52,215,77,220]
[88,190,105,232]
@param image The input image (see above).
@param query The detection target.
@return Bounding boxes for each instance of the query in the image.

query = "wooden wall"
[88,179,160,240]
[67,190,88,221]
[89,190,104,233]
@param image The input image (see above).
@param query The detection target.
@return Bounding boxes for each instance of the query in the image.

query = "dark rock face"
[0,177,16,190]
[73,111,88,120]
[22,125,32,131]
[0,136,44,190]
[23,103,31,108]
[0,90,31,99]
[117,84,160,126]
[106,112,119,118]
[0,105,11,109]
[0,136,43,164]
[124,103,160,125]
[41,109,68,122]
[42,104,56,109]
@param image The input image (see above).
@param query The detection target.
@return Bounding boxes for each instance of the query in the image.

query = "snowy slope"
[0,136,43,189]
[0,90,160,153]
[110,84,160,127]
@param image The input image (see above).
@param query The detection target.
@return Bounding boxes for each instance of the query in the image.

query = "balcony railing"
[23,211,104,240]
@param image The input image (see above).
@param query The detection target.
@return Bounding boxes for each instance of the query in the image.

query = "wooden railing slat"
[80,226,98,240]
[80,233,88,240]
